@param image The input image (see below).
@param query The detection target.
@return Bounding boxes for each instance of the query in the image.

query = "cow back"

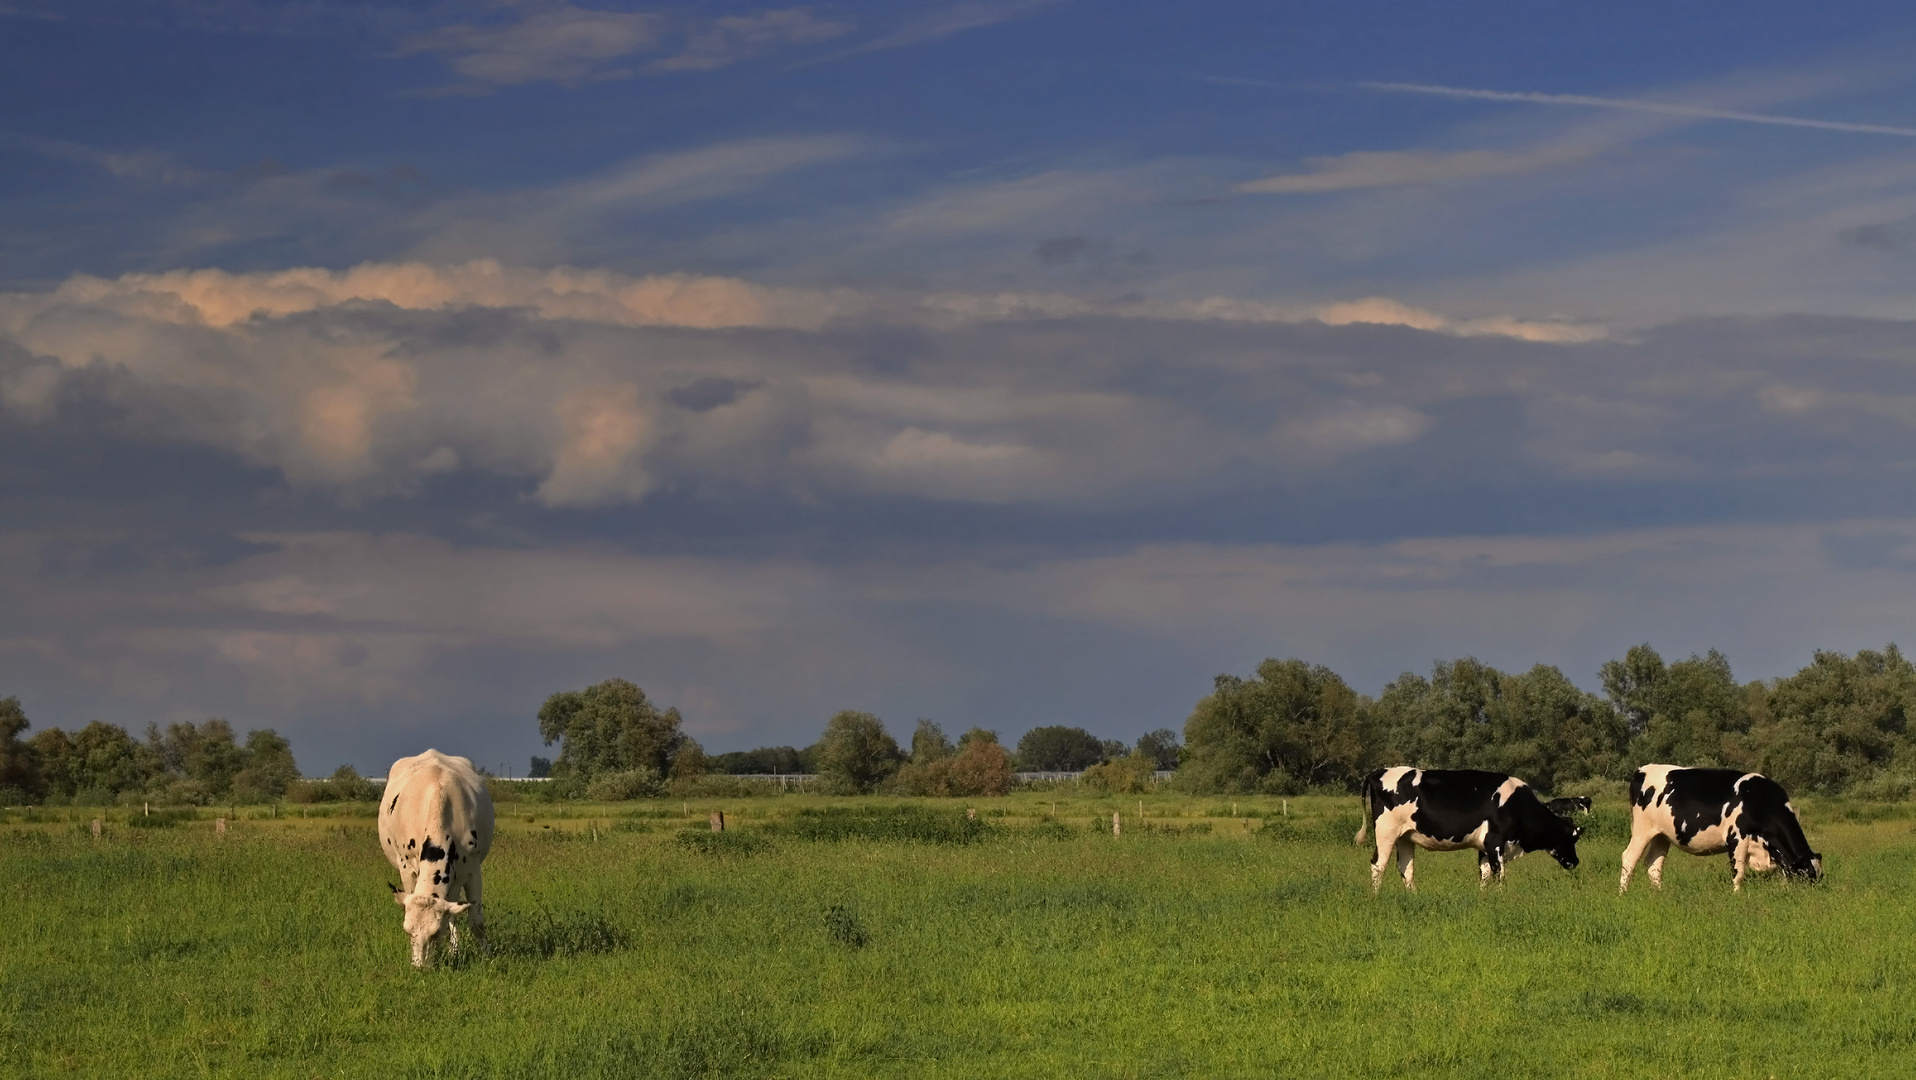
[379,750,495,892]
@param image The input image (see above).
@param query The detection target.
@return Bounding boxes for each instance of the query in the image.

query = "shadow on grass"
[469,907,630,963]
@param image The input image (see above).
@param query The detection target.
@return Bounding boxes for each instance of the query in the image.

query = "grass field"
[3,792,1913,1079]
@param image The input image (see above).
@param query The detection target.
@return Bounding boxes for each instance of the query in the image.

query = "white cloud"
[1359,81,1916,139]
[402,5,664,89]
[1237,147,1590,195]
[807,0,1064,62]
[648,8,852,72]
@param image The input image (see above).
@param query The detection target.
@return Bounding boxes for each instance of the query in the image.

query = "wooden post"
[966,807,976,820]
[216,817,228,837]
[1283,799,1289,816]
[709,811,724,832]
[144,803,150,817]
[1138,800,1143,821]
[1111,812,1121,837]
[91,818,102,839]
[1232,802,1237,817]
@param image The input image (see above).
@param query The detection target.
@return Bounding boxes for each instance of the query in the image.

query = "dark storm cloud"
[14,279,1916,770]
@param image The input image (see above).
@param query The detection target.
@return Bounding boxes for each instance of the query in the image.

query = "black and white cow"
[1545,796,1592,817]
[1357,767,1583,891]
[1620,765,1822,893]
[379,749,496,968]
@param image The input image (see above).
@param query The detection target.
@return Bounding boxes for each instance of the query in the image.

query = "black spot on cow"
[1663,769,1741,847]
[389,795,399,812]
[406,838,416,849]
[420,838,446,863]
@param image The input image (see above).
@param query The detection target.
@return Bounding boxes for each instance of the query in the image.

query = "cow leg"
[1619,826,1653,893]
[1478,842,1504,887]
[1731,836,1751,892]
[1644,836,1672,890]
[465,874,487,953]
[1394,836,1416,891]
[1372,820,1401,892]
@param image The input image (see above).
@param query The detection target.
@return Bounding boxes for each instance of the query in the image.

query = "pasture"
[2,793,1913,1079]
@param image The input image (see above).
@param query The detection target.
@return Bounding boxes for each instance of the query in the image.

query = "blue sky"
[9,1,1916,775]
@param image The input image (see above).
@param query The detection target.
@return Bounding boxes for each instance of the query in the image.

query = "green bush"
[674,829,771,856]
[126,808,196,829]
[775,805,994,844]
[586,768,665,801]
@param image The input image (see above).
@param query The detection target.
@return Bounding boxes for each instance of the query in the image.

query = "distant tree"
[1371,659,1625,791]
[910,720,956,765]
[1136,728,1181,771]
[1601,644,1668,737]
[1758,645,1916,792]
[60,721,159,797]
[147,719,245,796]
[1179,659,1371,794]
[1625,649,1753,770]
[537,678,695,780]
[710,746,811,774]
[0,697,44,802]
[669,739,709,779]
[1013,726,1107,771]
[1082,751,1158,794]
[528,756,552,778]
[946,730,1013,796]
[26,727,76,797]
[231,729,298,802]
[813,711,902,793]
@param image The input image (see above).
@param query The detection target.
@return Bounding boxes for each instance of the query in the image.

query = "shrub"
[586,768,665,801]
[674,828,770,856]
[1081,751,1158,794]
[127,808,196,829]
[776,805,993,844]
[669,774,779,799]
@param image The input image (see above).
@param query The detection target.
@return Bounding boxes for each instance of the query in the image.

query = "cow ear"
[1572,827,1583,839]
[391,889,408,907]
[442,901,471,915]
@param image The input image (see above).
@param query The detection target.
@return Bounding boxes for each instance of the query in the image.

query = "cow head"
[390,883,469,968]
[1777,841,1824,882]
[1546,824,1583,870]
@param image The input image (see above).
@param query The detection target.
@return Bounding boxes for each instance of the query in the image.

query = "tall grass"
[2,794,1912,1078]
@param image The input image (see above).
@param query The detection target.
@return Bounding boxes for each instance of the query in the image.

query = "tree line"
[1179,644,1916,797]
[533,678,1183,798]
[7,640,1909,807]
[539,643,1916,800]
[0,701,301,806]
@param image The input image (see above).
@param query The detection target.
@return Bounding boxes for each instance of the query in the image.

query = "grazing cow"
[378,749,495,968]
[1545,796,1593,817]
[1357,767,1583,891]
[1620,765,1821,893]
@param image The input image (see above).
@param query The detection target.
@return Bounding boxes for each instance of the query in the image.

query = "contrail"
[1359,81,1916,138]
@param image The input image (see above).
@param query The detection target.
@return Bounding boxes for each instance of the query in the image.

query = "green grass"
[3,794,1913,1078]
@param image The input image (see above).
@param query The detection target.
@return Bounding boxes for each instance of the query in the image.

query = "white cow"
[378,749,495,968]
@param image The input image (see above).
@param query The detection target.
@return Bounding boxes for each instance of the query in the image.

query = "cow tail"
[1354,772,1375,844]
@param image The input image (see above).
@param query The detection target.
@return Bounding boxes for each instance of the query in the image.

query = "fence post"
[144,803,150,817]
[710,811,725,832]
[967,808,976,820]
[91,818,102,839]
[216,817,228,837]
[1111,812,1121,837]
